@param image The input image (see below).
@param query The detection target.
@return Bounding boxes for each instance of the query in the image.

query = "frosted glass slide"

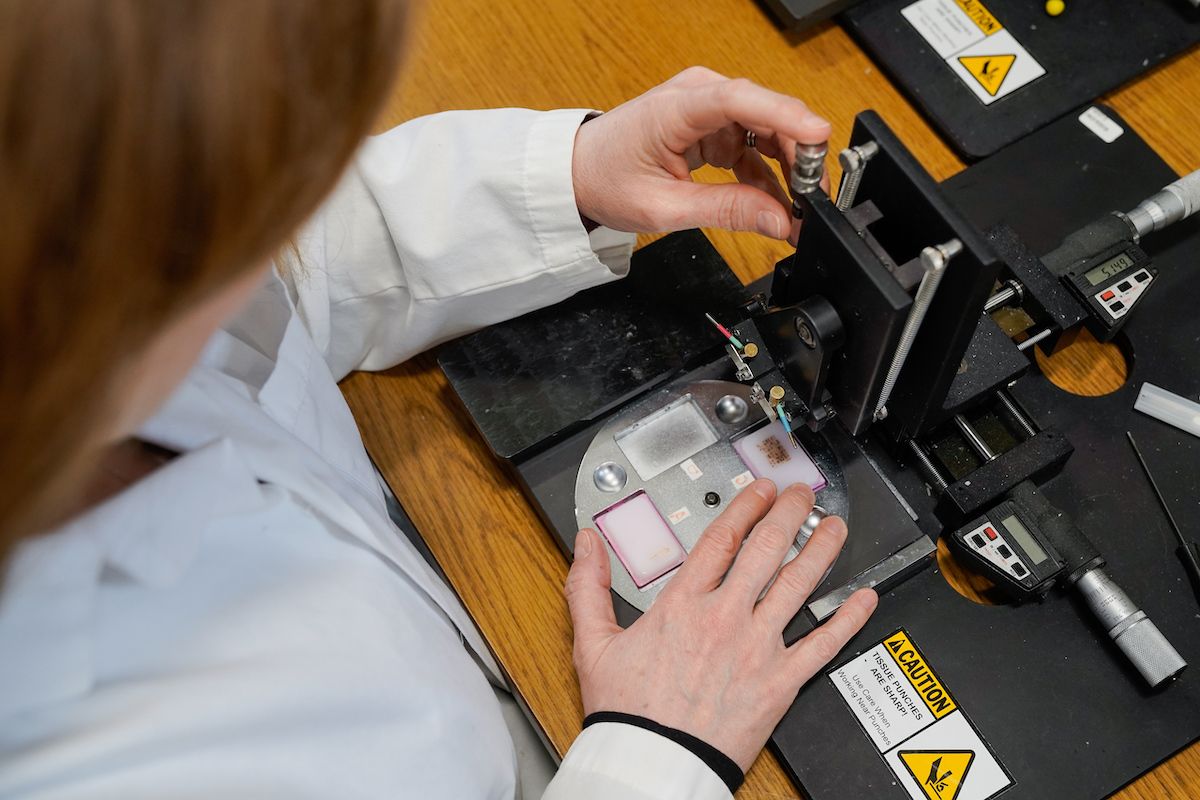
[732,423,827,492]
[594,491,686,589]
[614,395,718,480]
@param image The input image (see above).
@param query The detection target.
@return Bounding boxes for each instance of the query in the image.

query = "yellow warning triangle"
[898,750,975,800]
[957,53,1016,96]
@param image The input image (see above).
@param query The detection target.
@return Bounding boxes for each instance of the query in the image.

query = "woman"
[0,1,876,798]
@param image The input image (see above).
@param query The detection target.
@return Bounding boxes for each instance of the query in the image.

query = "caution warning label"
[899,750,975,800]
[901,0,1044,105]
[829,629,1013,800]
[952,0,1001,35]
[882,631,956,720]
[956,53,1015,97]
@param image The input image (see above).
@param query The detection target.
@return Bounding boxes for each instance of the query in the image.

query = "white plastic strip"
[1135,382,1200,439]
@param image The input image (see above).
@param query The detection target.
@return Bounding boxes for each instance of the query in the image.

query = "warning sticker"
[829,629,1013,800]
[948,31,1045,103]
[899,750,975,800]
[952,0,1001,35]
[901,0,1044,105]
[956,53,1015,97]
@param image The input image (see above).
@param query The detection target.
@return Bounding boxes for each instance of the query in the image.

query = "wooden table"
[342,1,1200,795]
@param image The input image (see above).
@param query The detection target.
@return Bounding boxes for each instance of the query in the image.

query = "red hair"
[0,0,409,555]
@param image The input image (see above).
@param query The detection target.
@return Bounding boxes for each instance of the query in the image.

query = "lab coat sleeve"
[285,108,636,382]
[543,723,733,800]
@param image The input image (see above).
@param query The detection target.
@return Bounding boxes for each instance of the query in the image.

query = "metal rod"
[996,391,1037,438]
[705,312,743,350]
[873,239,962,420]
[984,280,1024,314]
[835,141,878,212]
[1124,167,1200,238]
[1017,328,1053,352]
[1126,432,1187,548]
[954,414,996,462]
[906,439,949,493]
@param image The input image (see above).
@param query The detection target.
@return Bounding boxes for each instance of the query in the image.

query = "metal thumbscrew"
[790,141,828,197]
[836,141,879,212]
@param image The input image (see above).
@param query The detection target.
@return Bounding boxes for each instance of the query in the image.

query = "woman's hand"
[564,479,878,772]
[571,67,831,243]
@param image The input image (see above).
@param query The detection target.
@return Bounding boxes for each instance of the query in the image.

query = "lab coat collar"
[86,439,266,587]
[140,348,504,684]
[0,440,267,717]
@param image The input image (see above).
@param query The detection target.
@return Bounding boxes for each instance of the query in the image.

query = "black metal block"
[935,430,1074,523]
[941,314,1029,414]
[986,224,1087,341]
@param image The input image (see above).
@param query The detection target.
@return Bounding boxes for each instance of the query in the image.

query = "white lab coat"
[0,108,731,800]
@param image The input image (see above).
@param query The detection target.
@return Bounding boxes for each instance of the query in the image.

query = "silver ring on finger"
[744,129,757,149]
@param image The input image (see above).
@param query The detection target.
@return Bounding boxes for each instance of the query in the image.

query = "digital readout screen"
[1001,514,1048,565]
[1084,252,1134,286]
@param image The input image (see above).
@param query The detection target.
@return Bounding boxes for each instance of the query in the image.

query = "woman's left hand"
[571,67,831,244]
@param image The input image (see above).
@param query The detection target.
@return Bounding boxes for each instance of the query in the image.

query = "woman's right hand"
[564,479,877,772]
[571,67,830,245]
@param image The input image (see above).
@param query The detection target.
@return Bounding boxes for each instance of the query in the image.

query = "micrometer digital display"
[950,499,1065,599]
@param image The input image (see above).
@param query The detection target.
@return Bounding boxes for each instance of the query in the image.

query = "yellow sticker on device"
[957,53,1016,97]
[953,0,1002,35]
[900,750,976,800]
[882,630,957,720]
[901,0,1045,104]
[829,629,1013,800]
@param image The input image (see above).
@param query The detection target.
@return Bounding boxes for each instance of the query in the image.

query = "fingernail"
[788,482,816,502]
[574,529,593,559]
[756,211,784,239]
[823,515,848,538]
[752,479,776,499]
[805,115,831,130]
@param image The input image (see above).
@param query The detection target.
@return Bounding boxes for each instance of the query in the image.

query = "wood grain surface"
[342,2,1200,796]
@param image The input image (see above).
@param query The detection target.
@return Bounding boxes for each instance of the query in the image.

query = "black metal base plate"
[776,106,1200,800]
[843,0,1200,159]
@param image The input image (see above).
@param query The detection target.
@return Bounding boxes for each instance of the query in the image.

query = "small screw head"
[795,319,816,348]
[704,491,721,508]
[769,385,786,402]
[742,342,759,359]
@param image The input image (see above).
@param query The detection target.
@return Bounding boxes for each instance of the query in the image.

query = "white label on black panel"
[901,0,1045,105]
[947,31,1046,105]
[1079,107,1124,143]
[901,0,987,58]
[829,630,1014,800]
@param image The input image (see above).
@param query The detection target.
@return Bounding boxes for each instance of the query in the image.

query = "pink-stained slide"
[593,490,687,588]
[732,424,827,492]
